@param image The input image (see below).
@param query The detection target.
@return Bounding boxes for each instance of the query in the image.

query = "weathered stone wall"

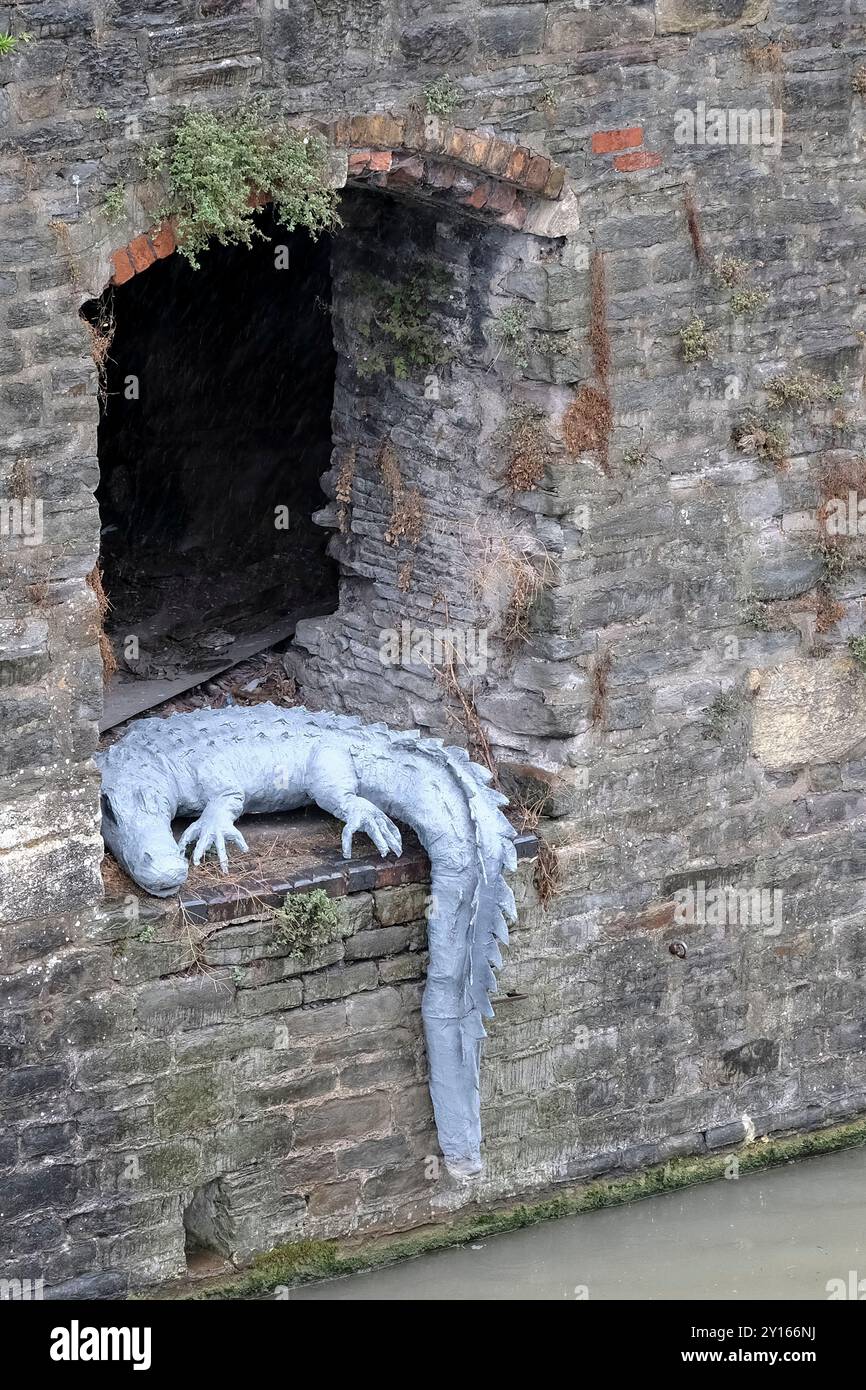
[0,857,540,1296]
[3,0,866,1294]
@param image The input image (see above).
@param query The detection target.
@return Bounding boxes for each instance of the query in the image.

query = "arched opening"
[85,207,338,729]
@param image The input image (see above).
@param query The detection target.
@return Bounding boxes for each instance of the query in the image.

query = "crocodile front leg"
[305,746,402,859]
[178,791,248,871]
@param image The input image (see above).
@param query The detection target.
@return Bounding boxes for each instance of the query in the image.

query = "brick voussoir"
[337,114,566,199]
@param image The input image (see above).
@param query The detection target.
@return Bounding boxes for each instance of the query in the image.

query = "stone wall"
[2,0,866,1294]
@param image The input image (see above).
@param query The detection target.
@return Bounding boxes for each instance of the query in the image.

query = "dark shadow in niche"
[83,209,339,698]
[183,1178,232,1276]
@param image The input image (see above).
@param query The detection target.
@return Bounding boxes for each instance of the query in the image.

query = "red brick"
[613,150,662,172]
[148,221,176,260]
[367,150,392,172]
[110,249,135,286]
[348,149,372,174]
[126,234,156,274]
[462,180,491,210]
[591,126,644,155]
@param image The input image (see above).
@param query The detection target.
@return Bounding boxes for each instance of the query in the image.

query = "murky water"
[291,1146,866,1300]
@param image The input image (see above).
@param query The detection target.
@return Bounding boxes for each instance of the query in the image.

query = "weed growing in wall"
[680,316,711,363]
[102,182,126,226]
[730,286,770,316]
[357,264,454,379]
[703,689,741,740]
[683,186,706,265]
[853,66,866,95]
[589,250,611,385]
[270,888,342,959]
[766,371,844,410]
[492,305,531,369]
[849,636,866,670]
[378,442,423,546]
[423,75,461,117]
[590,649,613,727]
[147,105,340,268]
[733,413,789,469]
[0,31,30,55]
[740,593,772,632]
[713,256,751,288]
[563,385,613,468]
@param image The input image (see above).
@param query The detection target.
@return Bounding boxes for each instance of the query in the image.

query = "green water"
[289,1146,866,1300]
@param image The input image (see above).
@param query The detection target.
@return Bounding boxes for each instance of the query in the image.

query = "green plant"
[0,31,30,55]
[138,923,155,944]
[102,182,126,225]
[423,74,460,117]
[680,315,710,363]
[730,286,770,316]
[492,305,530,369]
[732,413,789,469]
[849,636,866,670]
[704,688,740,739]
[357,264,454,379]
[766,370,844,410]
[94,107,109,123]
[713,256,751,288]
[269,888,342,959]
[151,104,340,268]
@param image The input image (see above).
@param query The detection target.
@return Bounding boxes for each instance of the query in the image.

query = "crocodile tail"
[391,734,519,1039]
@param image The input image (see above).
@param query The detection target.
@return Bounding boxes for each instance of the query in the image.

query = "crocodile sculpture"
[95,704,518,1176]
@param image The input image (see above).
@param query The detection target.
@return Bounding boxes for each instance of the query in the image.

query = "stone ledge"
[176,819,537,926]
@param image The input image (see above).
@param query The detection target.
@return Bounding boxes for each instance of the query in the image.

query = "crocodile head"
[99,784,189,897]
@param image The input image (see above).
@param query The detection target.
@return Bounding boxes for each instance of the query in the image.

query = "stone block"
[293,1092,391,1148]
[656,0,768,35]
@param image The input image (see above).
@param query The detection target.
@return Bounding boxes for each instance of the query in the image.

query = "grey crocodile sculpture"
[95,704,518,1176]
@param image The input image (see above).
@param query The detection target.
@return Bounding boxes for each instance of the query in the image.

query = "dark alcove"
[87,209,338,726]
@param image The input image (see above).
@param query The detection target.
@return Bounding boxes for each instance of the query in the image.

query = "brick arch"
[108,116,572,286]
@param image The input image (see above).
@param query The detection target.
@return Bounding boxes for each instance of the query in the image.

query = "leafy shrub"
[149,104,340,268]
